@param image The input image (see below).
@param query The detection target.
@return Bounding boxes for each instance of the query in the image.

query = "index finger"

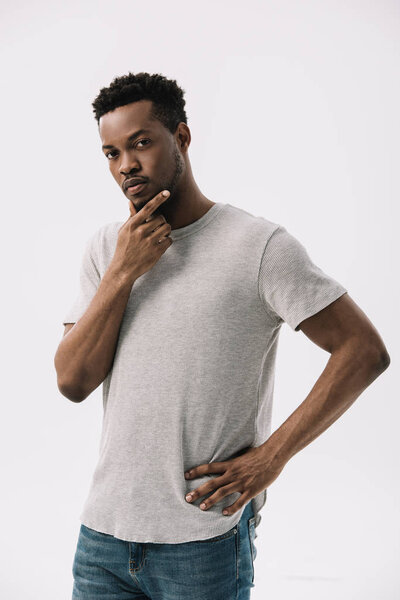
[133,190,170,223]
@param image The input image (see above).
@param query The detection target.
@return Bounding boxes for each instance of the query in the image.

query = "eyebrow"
[102,129,152,150]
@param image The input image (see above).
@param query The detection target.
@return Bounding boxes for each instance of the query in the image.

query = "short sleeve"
[62,230,101,325]
[258,225,348,332]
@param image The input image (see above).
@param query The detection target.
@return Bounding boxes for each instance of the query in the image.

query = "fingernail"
[200,503,206,509]
[186,494,192,501]
[162,190,170,197]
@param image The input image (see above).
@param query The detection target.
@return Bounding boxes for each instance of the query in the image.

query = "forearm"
[54,264,137,402]
[261,341,390,468]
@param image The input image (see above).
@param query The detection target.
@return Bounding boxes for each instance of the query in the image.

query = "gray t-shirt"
[62,201,347,543]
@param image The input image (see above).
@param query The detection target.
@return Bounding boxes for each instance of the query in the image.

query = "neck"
[158,168,215,230]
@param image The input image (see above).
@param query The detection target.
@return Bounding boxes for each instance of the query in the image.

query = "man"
[54,72,390,599]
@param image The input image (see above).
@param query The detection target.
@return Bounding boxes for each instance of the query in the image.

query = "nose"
[119,151,140,177]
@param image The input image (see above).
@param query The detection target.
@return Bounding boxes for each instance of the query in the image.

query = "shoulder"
[222,203,281,242]
[88,220,123,260]
[89,220,122,241]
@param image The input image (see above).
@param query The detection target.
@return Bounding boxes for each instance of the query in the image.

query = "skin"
[99,99,215,230]
[185,293,390,515]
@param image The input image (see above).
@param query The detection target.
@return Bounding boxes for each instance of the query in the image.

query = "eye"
[136,138,151,148]
[105,139,151,160]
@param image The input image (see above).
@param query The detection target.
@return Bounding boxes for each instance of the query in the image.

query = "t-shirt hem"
[79,511,244,544]
[291,287,348,332]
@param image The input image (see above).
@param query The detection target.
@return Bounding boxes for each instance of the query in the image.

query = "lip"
[124,177,148,190]
[127,182,147,195]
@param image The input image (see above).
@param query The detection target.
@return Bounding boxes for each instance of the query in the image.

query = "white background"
[1,0,398,598]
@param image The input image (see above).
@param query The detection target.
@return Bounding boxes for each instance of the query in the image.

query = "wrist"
[104,261,138,290]
[258,432,292,471]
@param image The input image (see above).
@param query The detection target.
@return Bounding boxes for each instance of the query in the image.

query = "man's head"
[92,72,189,212]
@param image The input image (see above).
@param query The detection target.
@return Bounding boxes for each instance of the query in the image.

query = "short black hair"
[92,71,188,135]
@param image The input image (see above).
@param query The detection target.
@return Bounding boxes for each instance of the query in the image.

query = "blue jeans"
[72,500,258,599]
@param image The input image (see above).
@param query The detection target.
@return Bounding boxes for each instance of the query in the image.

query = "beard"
[162,144,185,203]
[150,145,185,215]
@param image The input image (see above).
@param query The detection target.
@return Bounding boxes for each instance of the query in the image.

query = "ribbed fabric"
[62,202,347,543]
[258,224,348,331]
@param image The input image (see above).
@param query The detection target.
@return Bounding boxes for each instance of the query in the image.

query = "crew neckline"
[169,202,226,240]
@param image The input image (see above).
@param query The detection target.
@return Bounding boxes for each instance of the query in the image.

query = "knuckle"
[129,220,139,231]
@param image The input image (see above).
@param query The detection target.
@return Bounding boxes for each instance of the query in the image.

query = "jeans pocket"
[248,516,257,561]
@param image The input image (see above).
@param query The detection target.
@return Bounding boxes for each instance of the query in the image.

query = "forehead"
[99,100,158,143]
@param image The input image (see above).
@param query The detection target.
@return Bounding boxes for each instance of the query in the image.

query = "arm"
[183,293,391,515]
[54,267,136,403]
[54,190,173,403]
[259,292,390,467]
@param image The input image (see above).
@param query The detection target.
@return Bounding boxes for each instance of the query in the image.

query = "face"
[99,99,186,213]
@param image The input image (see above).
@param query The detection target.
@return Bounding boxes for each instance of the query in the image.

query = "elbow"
[54,350,87,403]
[365,344,391,374]
[377,349,391,372]
[54,349,103,403]
[57,379,87,403]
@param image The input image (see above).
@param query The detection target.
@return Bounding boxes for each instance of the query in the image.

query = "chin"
[140,197,156,211]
